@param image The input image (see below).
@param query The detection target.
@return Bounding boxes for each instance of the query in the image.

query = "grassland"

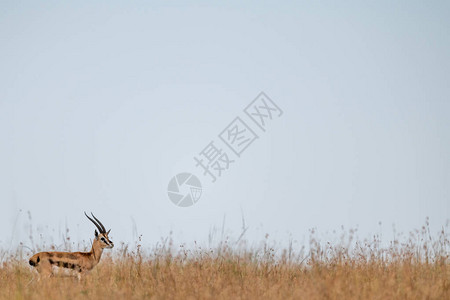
[1,222,448,300]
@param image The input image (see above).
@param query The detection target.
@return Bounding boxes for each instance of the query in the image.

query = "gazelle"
[29,212,114,280]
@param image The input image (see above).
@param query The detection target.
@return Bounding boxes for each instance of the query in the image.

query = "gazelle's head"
[85,212,114,249]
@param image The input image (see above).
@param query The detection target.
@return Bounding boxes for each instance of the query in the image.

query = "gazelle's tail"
[29,254,41,267]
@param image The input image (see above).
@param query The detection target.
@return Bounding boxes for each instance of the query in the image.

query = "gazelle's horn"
[90,213,106,233]
[84,212,104,233]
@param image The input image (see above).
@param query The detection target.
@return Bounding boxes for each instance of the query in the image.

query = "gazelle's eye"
[101,237,106,242]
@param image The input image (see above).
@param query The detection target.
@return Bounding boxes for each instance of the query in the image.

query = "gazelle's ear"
[95,230,98,237]
[107,229,111,235]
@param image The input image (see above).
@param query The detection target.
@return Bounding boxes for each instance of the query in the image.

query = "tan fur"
[29,213,113,281]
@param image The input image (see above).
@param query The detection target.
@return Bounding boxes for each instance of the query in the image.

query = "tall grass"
[0,220,448,299]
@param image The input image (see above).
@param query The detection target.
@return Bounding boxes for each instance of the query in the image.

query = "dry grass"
[1,222,449,300]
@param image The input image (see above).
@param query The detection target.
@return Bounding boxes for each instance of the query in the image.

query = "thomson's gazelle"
[29,212,114,280]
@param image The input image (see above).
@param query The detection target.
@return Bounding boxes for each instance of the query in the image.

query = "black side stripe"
[49,259,82,271]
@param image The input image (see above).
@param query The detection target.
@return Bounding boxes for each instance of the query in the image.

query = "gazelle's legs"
[36,261,53,280]
[26,271,38,286]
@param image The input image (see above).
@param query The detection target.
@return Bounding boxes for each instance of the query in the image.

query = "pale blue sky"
[0,1,449,250]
